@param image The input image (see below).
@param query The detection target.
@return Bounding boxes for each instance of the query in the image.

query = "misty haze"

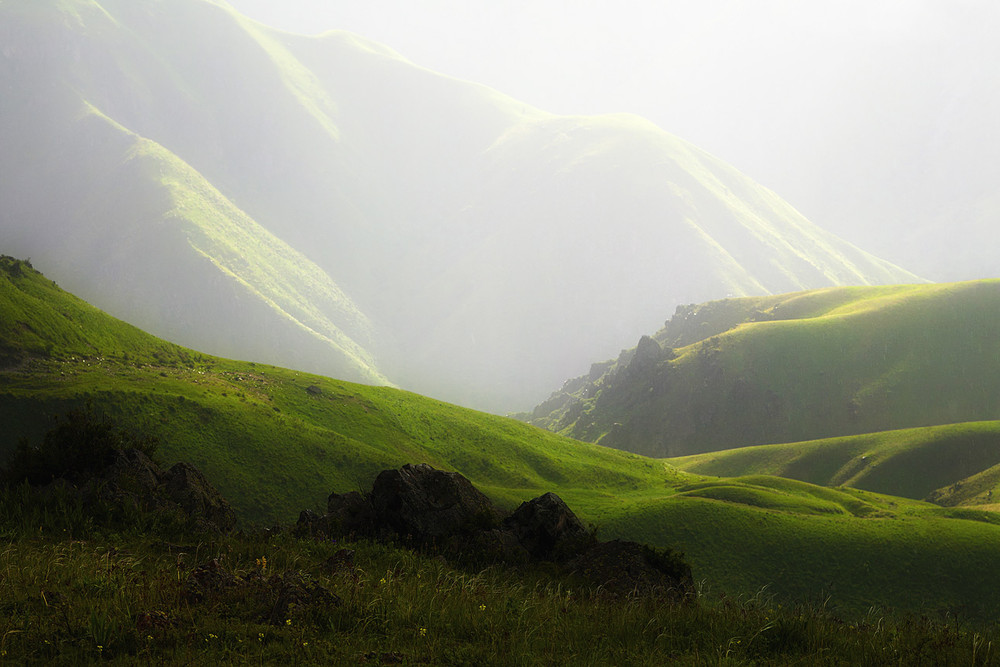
[1,1,999,663]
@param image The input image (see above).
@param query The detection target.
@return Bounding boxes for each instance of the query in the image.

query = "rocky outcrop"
[48,448,236,534]
[299,463,693,599]
[503,492,591,560]
[159,461,237,533]
[369,463,503,540]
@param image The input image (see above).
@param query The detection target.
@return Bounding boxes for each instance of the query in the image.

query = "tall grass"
[0,529,997,665]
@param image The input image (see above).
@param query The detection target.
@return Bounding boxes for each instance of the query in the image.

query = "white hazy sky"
[225,0,1000,273]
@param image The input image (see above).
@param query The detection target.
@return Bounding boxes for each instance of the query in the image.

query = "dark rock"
[368,463,502,541]
[47,448,236,534]
[306,384,323,395]
[628,335,662,372]
[504,492,592,560]
[161,462,237,533]
[567,539,694,599]
[464,527,530,564]
[304,464,693,602]
[326,490,376,536]
[296,508,325,536]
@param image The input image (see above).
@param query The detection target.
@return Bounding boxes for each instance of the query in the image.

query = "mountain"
[525,280,1000,457]
[0,0,918,412]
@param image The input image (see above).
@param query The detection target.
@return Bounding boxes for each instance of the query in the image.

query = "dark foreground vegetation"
[2,414,1000,665]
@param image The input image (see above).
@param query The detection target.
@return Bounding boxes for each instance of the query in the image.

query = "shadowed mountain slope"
[0,0,917,411]
[526,280,1000,457]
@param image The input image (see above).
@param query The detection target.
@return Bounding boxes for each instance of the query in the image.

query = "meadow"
[6,257,1000,629]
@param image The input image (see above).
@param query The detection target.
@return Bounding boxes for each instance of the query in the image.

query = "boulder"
[161,462,237,533]
[368,463,502,541]
[58,449,236,534]
[325,490,376,536]
[504,491,593,560]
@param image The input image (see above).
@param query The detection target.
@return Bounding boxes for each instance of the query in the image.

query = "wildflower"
[419,628,427,637]
[379,577,387,585]
[286,619,292,626]
[479,604,486,611]
[302,642,308,647]
[258,632,265,642]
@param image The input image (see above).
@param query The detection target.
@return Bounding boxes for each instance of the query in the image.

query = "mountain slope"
[526,280,1000,457]
[0,0,385,385]
[1,0,918,411]
[9,256,1000,618]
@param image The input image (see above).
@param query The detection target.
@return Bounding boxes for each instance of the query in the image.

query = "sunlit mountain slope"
[527,281,1000,456]
[0,0,918,411]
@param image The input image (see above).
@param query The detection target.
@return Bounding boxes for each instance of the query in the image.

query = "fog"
[226,0,1000,281]
[3,0,994,414]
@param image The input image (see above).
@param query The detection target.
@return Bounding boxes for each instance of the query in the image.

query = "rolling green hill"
[0,0,918,413]
[668,421,1000,503]
[526,280,1000,457]
[8,257,1000,618]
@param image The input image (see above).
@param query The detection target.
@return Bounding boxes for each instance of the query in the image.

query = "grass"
[1,522,1000,665]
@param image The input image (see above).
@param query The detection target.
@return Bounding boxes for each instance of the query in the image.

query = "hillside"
[526,280,1000,457]
[0,0,918,412]
[10,258,1000,618]
[668,421,1000,503]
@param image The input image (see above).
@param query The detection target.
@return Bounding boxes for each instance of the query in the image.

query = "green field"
[6,257,1000,619]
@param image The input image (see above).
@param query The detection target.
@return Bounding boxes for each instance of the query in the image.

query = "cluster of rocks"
[27,448,236,534]
[299,463,693,599]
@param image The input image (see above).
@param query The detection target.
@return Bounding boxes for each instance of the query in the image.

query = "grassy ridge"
[530,280,1000,457]
[9,260,1000,618]
[669,421,1000,502]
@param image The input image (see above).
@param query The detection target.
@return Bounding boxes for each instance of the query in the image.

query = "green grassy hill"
[9,257,1000,618]
[669,421,1000,503]
[0,0,918,413]
[527,280,1000,457]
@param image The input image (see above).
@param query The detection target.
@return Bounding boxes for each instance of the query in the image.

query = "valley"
[3,1,1000,662]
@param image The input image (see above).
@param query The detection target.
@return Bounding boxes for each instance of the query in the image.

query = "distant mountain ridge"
[0,0,918,411]
[526,280,1000,456]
